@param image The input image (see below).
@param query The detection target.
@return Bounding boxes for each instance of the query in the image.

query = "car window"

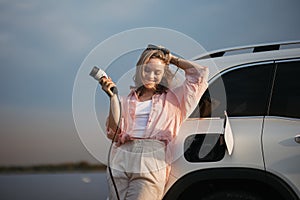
[269,60,300,118]
[190,63,274,118]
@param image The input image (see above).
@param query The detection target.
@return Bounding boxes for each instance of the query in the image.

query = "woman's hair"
[133,48,174,95]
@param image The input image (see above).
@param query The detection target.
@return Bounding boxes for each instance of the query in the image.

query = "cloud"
[0,104,96,165]
[1,0,300,165]
[0,0,158,73]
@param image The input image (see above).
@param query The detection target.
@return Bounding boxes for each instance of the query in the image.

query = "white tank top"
[132,100,152,138]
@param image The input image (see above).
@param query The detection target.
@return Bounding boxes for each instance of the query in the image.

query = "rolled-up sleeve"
[179,66,209,120]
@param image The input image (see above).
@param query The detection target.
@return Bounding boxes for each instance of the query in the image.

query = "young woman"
[101,45,208,200]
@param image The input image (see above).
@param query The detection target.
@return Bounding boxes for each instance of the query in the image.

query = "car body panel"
[263,116,300,197]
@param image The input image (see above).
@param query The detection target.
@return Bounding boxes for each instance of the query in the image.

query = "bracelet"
[173,56,180,66]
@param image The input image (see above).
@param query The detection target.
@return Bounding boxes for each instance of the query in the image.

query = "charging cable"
[107,94,122,200]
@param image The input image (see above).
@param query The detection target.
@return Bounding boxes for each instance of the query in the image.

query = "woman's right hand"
[99,77,116,97]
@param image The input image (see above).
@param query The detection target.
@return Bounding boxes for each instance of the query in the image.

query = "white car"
[163,41,300,200]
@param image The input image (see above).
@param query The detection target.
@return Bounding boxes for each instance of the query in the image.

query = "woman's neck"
[138,88,154,102]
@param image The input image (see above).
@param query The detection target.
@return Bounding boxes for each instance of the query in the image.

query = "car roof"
[192,40,300,80]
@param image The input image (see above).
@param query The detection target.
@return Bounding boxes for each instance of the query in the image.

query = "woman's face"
[141,58,165,89]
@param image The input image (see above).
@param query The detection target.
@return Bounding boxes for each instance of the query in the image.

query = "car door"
[183,62,274,167]
[263,59,300,197]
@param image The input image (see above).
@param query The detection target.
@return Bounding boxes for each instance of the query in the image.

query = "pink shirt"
[107,67,208,145]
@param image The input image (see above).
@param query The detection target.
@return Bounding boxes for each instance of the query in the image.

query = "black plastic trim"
[253,44,280,52]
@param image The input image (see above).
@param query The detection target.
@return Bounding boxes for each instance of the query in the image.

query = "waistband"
[129,138,166,146]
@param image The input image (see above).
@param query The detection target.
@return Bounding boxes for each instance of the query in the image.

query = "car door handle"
[295,134,300,144]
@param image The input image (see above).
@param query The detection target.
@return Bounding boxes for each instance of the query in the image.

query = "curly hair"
[133,48,174,95]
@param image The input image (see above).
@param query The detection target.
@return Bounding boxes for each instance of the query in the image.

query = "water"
[0,172,108,200]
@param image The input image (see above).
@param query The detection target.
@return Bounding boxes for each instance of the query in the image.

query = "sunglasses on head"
[145,44,170,55]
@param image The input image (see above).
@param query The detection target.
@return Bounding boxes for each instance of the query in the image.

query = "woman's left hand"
[116,133,132,146]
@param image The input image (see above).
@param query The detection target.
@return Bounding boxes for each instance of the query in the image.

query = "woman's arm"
[169,54,209,120]
[170,54,208,76]
[100,77,121,134]
[108,94,121,133]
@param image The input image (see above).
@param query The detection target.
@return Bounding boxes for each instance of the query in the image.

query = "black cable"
[107,94,122,200]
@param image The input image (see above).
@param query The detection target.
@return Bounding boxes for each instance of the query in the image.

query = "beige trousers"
[107,139,167,200]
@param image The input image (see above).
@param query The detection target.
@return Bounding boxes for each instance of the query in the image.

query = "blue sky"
[1,0,300,165]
